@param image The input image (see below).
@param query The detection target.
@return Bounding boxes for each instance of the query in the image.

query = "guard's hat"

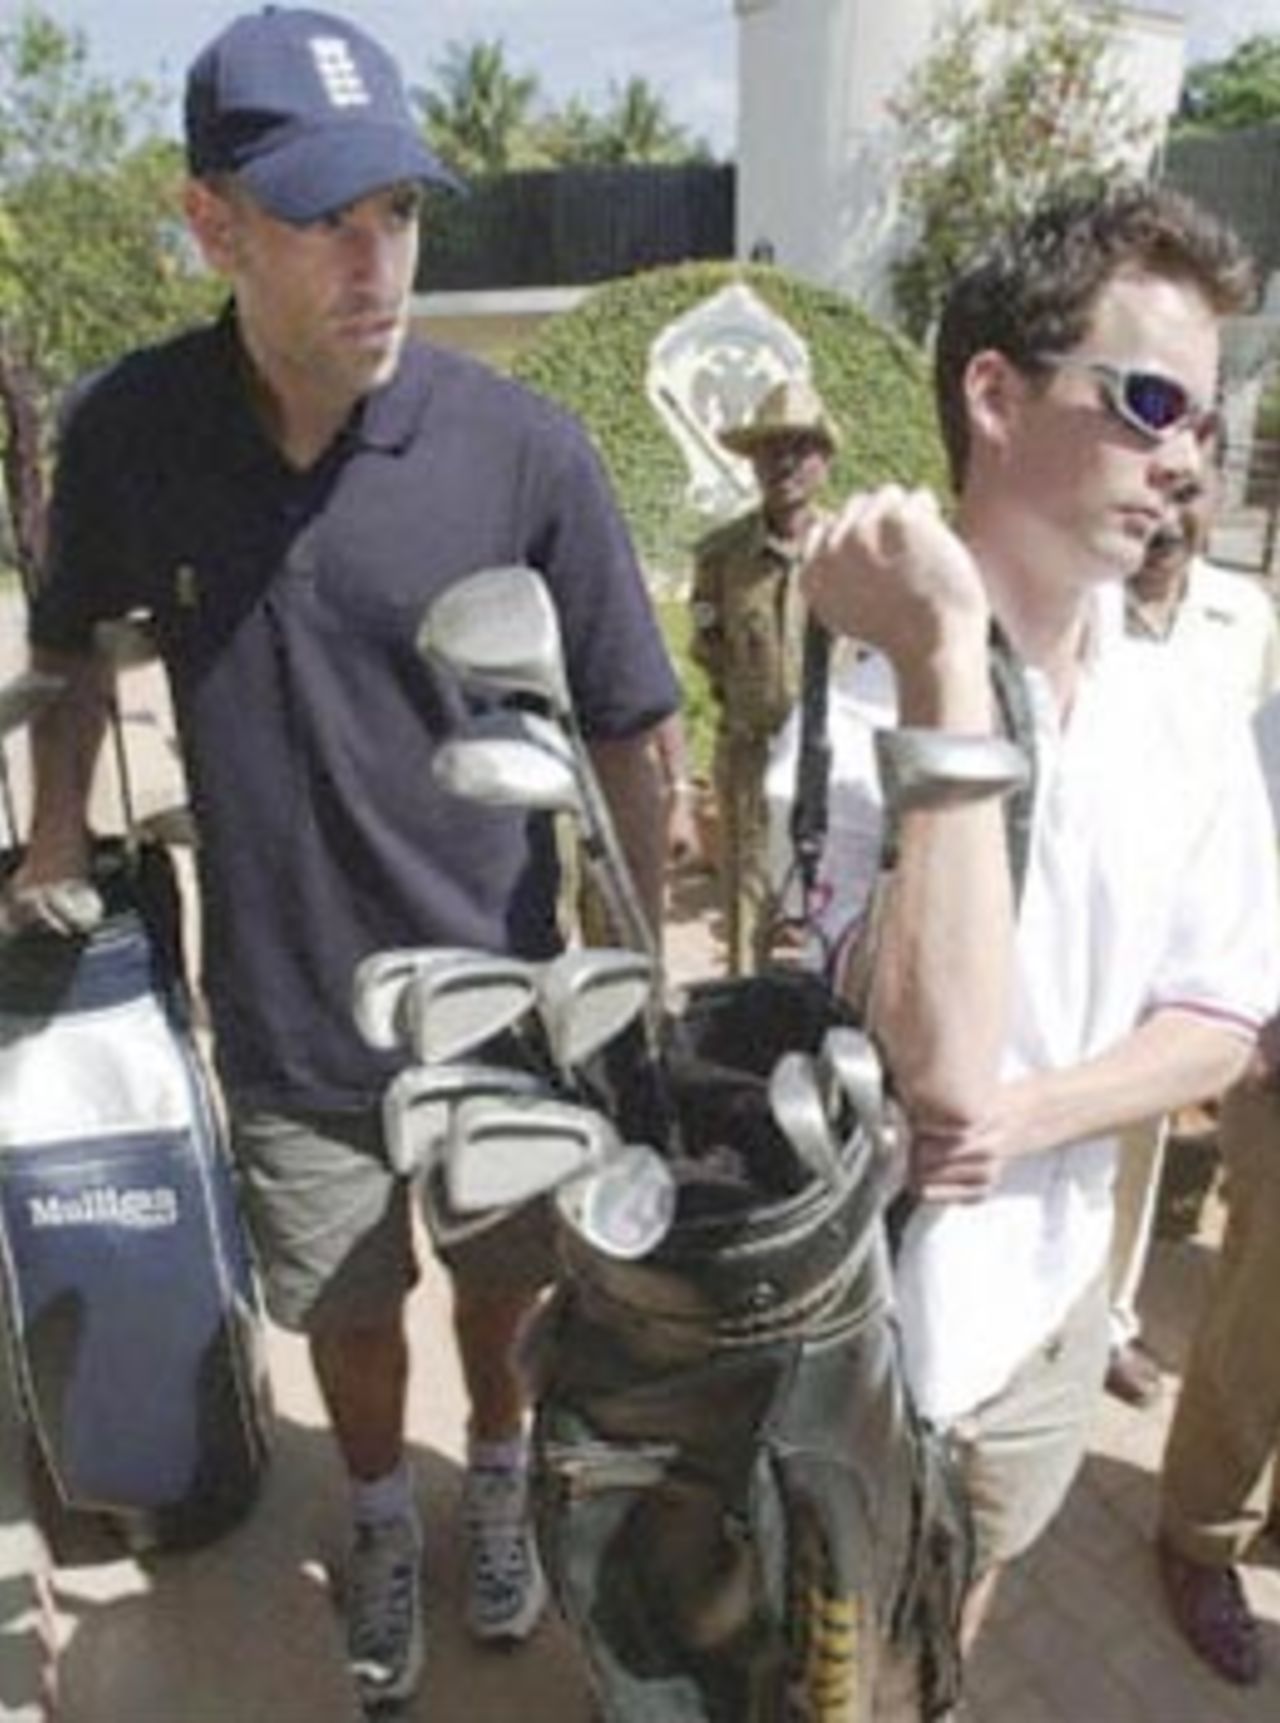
[718,378,840,457]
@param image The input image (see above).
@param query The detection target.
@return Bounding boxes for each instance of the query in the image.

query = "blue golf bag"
[0,843,272,1552]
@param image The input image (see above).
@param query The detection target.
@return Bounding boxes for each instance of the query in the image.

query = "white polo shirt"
[766,586,1280,1422]
[1127,555,1280,708]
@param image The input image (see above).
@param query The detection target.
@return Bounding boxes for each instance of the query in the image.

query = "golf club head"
[817,1026,883,1139]
[536,947,654,1070]
[874,728,1029,811]
[93,616,160,669]
[767,1049,841,1187]
[419,564,571,714]
[446,1093,617,1211]
[353,946,531,1054]
[135,805,198,849]
[0,670,66,738]
[353,948,441,1049]
[555,1143,676,1260]
[382,1061,544,1177]
[433,709,581,814]
[401,951,537,1064]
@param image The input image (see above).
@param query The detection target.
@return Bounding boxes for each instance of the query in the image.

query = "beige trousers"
[1159,1080,1280,1565]
[714,733,775,978]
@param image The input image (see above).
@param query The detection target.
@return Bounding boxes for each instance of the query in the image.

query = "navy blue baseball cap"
[185,6,460,223]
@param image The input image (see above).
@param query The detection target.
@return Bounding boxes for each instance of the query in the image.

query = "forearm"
[587,728,668,946]
[862,630,1014,1126]
[910,1008,1256,1201]
[21,646,111,877]
[1001,1009,1255,1160]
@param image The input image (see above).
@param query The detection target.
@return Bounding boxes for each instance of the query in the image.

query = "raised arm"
[801,487,1015,1130]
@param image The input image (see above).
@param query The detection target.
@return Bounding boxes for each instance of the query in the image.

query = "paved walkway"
[2,615,1278,1719]
[29,876,1280,1722]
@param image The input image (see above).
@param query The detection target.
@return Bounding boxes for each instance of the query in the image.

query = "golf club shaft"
[0,748,18,852]
[556,707,659,971]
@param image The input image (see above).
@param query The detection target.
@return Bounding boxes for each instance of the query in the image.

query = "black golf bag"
[0,841,272,1553]
[529,969,971,1723]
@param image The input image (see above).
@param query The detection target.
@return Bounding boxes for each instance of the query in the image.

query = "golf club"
[874,727,1029,811]
[381,1060,545,1177]
[400,951,537,1065]
[93,616,160,669]
[134,805,198,849]
[446,1091,620,1211]
[767,1049,842,1188]
[535,948,654,1074]
[419,564,572,710]
[817,1026,881,1139]
[434,707,654,967]
[419,565,656,965]
[353,946,535,1058]
[354,948,443,1049]
[555,1142,677,1260]
[433,708,580,813]
[818,1025,905,1193]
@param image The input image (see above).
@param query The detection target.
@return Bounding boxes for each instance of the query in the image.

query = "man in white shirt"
[790,181,1280,1657]
[1108,466,1280,1409]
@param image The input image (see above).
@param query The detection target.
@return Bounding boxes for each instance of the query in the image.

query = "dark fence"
[416,163,735,291]
[1164,123,1280,284]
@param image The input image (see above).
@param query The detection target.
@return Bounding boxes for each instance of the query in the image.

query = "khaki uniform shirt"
[689,508,825,742]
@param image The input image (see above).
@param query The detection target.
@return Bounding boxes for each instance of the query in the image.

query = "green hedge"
[512,260,946,573]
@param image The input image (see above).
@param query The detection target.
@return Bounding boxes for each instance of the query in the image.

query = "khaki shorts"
[946,1272,1111,1575]
[231,1106,556,1335]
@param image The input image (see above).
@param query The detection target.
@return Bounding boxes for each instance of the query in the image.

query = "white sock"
[351,1459,419,1533]
[468,1434,529,1475]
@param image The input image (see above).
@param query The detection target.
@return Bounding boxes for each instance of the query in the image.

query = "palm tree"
[420,39,540,176]
[591,77,709,165]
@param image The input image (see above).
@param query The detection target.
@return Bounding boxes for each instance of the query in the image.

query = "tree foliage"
[418,36,710,176]
[419,38,542,175]
[888,0,1153,340]
[514,262,942,765]
[556,77,712,166]
[1175,35,1280,135]
[0,7,219,592]
[513,261,944,574]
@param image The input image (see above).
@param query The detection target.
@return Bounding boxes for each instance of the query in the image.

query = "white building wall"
[736,0,1186,315]
[1106,10,1186,168]
[735,0,941,311]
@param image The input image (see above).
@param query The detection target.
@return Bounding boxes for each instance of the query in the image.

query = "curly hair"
[934,181,1257,490]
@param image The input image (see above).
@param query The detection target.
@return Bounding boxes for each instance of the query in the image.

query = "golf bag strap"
[788,613,831,917]
[788,620,1036,957]
[986,621,1036,909]
[875,622,1035,905]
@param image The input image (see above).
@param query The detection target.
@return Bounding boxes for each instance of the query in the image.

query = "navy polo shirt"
[33,314,678,1109]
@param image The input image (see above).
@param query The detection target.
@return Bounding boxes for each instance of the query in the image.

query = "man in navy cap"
[13,7,678,1709]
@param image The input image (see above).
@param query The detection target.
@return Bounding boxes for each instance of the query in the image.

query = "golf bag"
[529,969,971,1723]
[0,840,272,1552]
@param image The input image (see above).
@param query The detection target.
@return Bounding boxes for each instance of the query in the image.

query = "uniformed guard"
[690,379,839,974]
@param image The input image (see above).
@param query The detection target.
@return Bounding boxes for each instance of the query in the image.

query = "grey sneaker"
[345,1516,425,1709]
[462,1463,548,1642]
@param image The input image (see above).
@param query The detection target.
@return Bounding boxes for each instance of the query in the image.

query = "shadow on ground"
[50,1416,592,1723]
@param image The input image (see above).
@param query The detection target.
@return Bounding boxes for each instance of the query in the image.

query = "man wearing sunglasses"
[793,182,1280,1692]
